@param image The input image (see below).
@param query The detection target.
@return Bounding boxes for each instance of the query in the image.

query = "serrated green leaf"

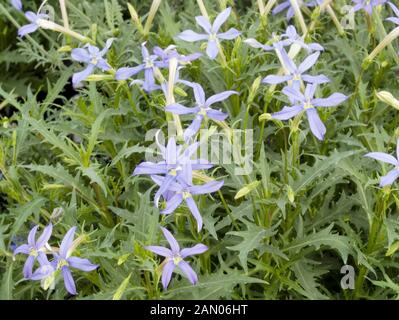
[0,262,14,300]
[227,221,277,273]
[293,150,358,193]
[164,269,267,299]
[26,118,81,165]
[79,165,107,196]
[11,197,47,236]
[284,224,352,263]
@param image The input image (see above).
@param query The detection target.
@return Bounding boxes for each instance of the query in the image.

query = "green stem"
[92,183,113,226]
[144,270,153,299]
[218,190,239,230]
[353,191,388,299]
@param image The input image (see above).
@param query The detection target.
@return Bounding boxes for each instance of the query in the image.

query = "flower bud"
[174,87,188,97]
[127,3,144,34]
[244,38,263,49]
[57,45,72,53]
[259,113,272,121]
[248,76,262,103]
[376,91,399,111]
[50,207,64,222]
[287,185,295,203]
[234,181,260,200]
[86,74,114,82]
[144,0,162,35]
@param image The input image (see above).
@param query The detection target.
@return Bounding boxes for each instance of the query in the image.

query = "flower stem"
[217,40,229,69]
[256,44,301,159]
[353,190,389,299]
[309,1,344,36]
[59,0,70,30]
[92,182,114,227]
[264,0,277,18]
[197,0,209,19]
[289,0,308,35]
[325,4,345,35]
[143,0,162,36]
[363,26,399,68]
[166,58,184,141]
[37,19,94,44]
[257,0,266,16]
[374,10,399,65]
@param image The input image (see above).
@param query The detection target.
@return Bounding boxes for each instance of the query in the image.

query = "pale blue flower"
[71,39,114,88]
[18,11,49,37]
[13,224,53,278]
[178,7,241,60]
[272,83,347,140]
[153,45,202,68]
[151,165,224,232]
[273,0,317,20]
[387,2,399,25]
[115,42,163,92]
[263,48,329,86]
[352,0,387,15]
[245,25,323,54]
[145,227,208,289]
[165,82,238,140]
[365,139,399,187]
[31,227,98,295]
[133,134,212,208]
[11,0,22,11]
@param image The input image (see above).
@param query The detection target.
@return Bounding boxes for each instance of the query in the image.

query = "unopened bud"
[144,0,162,35]
[234,181,260,200]
[50,207,64,222]
[248,76,262,103]
[58,45,72,52]
[259,113,272,121]
[376,91,399,110]
[86,74,115,81]
[174,87,187,97]
[127,3,144,33]
[244,38,263,49]
[287,185,295,203]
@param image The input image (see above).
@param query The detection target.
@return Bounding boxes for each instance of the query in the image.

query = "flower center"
[90,57,98,65]
[145,58,154,68]
[168,165,181,176]
[304,101,313,110]
[293,73,301,81]
[198,107,208,116]
[57,258,69,269]
[182,191,192,199]
[271,33,280,43]
[29,248,38,257]
[209,33,217,41]
[172,254,182,265]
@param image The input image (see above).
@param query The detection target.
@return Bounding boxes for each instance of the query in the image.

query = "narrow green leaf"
[112,273,132,300]
[0,262,14,300]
